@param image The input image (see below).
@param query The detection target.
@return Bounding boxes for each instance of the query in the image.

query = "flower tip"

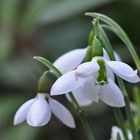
[66,120,76,129]
[13,115,23,126]
[69,123,76,129]
[27,122,41,127]
[50,88,56,96]
[13,115,21,125]
[117,101,125,108]
[27,118,47,127]
[121,102,125,107]
[13,119,18,125]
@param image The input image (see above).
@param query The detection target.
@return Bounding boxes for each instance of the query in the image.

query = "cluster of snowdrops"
[13,13,140,140]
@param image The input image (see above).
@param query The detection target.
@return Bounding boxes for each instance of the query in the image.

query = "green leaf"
[133,87,140,112]
[33,56,61,77]
[98,25,115,60]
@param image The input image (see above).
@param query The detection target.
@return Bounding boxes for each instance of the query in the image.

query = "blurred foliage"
[0,0,140,140]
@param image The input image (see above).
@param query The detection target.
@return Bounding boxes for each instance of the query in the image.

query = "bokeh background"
[0,0,140,140]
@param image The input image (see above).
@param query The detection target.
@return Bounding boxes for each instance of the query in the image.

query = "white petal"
[82,77,100,102]
[103,50,120,81]
[13,99,35,125]
[114,52,121,61]
[103,49,110,60]
[51,70,80,95]
[127,131,133,140]
[105,61,140,83]
[49,98,75,128]
[100,79,125,107]
[103,49,121,61]
[66,87,92,106]
[106,64,115,81]
[53,48,87,74]
[111,126,124,140]
[27,94,51,127]
[76,59,99,78]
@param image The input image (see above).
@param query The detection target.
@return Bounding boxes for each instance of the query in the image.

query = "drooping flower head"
[14,72,75,128]
[51,37,140,107]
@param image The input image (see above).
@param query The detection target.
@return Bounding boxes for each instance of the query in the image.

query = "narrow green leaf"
[133,87,140,111]
[33,56,61,77]
[98,25,115,60]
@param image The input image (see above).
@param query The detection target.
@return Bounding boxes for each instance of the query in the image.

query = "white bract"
[110,126,132,140]
[51,55,140,107]
[14,93,75,128]
[53,47,120,106]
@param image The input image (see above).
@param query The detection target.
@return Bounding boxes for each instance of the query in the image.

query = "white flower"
[51,56,140,107]
[53,48,120,106]
[110,126,132,140]
[53,47,92,106]
[14,93,75,128]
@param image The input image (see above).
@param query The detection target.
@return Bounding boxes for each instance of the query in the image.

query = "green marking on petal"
[96,58,108,85]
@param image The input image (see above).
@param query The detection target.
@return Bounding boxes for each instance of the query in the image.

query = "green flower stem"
[69,93,94,140]
[34,56,95,140]
[98,26,138,139]
[85,12,140,71]
[79,112,95,140]
[117,78,139,140]
[98,26,128,138]
[113,109,129,140]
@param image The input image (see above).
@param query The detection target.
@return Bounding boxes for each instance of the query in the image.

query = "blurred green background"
[0,0,140,139]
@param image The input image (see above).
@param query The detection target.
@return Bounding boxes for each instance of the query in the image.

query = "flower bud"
[38,71,57,93]
[85,46,92,62]
[88,30,94,46]
[92,37,103,57]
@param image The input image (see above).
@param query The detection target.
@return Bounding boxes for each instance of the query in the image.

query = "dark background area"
[0,0,140,139]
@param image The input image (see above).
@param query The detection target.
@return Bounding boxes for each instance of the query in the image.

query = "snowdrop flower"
[51,53,140,107]
[53,47,120,75]
[53,47,92,106]
[14,93,75,128]
[53,47,119,106]
[110,126,132,140]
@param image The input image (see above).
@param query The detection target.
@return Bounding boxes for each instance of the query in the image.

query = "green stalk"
[99,26,129,140]
[79,112,95,140]
[69,93,94,140]
[34,56,95,140]
[117,78,139,140]
[113,109,129,140]
[99,26,138,140]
